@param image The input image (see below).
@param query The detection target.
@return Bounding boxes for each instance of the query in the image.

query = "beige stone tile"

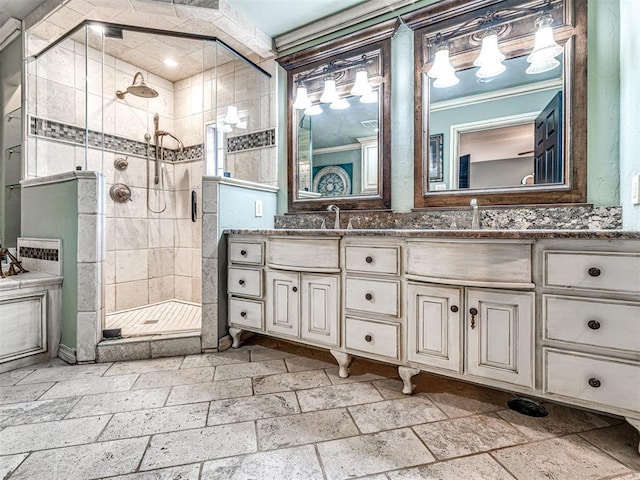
[104,357,184,376]
[610,474,640,480]
[201,445,323,480]
[387,453,514,480]
[9,437,149,480]
[181,349,251,368]
[0,383,54,405]
[140,422,257,470]
[252,369,331,395]
[214,359,287,380]
[580,423,640,471]
[0,370,34,386]
[166,378,253,406]
[325,367,387,385]
[285,356,335,372]
[0,415,110,454]
[413,413,528,460]
[116,279,149,310]
[257,408,359,450]
[107,464,201,480]
[373,374,463,400]
[0,397,79,427]
[317,428,435,480]
[208,391,300,425]
[133,367,214,389]
[348,396,448,433]
[427,386,513,418]
[245,344,299,362]
[100,402,209,441]
[66,388,169,418]
[497,402,612,441]
[41,374,138,399]
[0,453,28,479]
[296,382,384,412]
[492,435,631,480]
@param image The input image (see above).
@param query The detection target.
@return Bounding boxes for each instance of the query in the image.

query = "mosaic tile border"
[19,246,59,261]
[227,128,276,153]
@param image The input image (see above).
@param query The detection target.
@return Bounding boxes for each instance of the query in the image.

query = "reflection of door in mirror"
[534,91,563,184]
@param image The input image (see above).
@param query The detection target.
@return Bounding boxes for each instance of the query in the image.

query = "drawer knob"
[365,256,373,264]
[588,377,601,388]
[239,279,245,286]
[365,293,373,301]
[292,286,298,293]
[240,311,247,318]
[588,267,601,277]
[365,334,372,342]
[240,249,247,256]
[450,305,459,313]
[587,320,601,330]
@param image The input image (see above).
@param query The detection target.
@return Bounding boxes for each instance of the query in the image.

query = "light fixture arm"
[293,54,372,86]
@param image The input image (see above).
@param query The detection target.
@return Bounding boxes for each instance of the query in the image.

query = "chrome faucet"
[470,198,480,229]
[327,204,340,229]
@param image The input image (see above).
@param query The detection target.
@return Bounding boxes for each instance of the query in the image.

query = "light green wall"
[21,181,79,348]
[277,1,626,213]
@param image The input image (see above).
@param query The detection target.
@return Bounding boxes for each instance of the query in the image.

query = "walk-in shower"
[26,21,272,338]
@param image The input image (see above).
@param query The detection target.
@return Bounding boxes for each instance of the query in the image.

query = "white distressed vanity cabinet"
[226,232,640,449]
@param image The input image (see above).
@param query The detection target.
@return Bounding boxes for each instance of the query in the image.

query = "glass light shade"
[476,60,507,79]
[360,90,378,103]
[350,69,372,96]
[320,78,339,104]
[433,72,460,88]
[223,105,240,125]
[236,120,247,129]
[220,123,232,133]
[293,85,311,109]
[526,56,560,74]
[329,98,350,110]
[527,25,563,64]
[473,33,505,67]
[304,104,323,115]
[427,49,456,79]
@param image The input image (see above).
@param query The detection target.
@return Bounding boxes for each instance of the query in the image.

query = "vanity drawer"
[544,349,640,413]
[345,317,399,360]
[229,241,264,265]
[228,297,263,330]
[407,240,532,287]
[268,237,340,272]
[544,251,640,294]
[345,245,400,275]
[544,295,640,353]
[228,267,262,298]
[345,277,400,317]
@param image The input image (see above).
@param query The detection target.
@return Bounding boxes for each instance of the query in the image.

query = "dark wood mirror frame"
[277,20,395,212]
[403,0,587,208]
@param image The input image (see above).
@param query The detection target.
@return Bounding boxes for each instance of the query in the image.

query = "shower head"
[116,71,158,99]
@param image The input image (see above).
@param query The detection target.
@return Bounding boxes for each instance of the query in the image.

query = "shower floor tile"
[105,300,201,337]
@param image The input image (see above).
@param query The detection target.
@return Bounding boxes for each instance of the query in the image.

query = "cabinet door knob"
[450,305,459,313]
[365,334,372,342]
[588,377,601,388]
[365,293,373,301]
[240,249,247,256]
[365,256,373,264]
[587,320,601,330]
[469,307,478,329]
[588,267,601,277]
[239,279,245,285]
[292,286,298,293]
[240,311,247,318]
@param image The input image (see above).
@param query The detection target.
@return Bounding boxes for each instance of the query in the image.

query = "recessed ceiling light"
[164,58,178,68]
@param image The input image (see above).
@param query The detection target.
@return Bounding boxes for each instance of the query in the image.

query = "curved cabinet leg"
[625,417,640,454]
[229,327,243,349]
[398,366,421,395]
[330,350,352,378]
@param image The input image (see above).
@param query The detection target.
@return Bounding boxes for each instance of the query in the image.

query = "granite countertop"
[225,228,640,239]
[0,272,64,291]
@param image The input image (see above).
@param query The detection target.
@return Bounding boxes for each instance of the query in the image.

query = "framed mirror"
[277,22,394,211]
[405,0,586,208]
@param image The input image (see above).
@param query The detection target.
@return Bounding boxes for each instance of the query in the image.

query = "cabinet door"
[300,274,339,347]
[265,270,299,338]
[407,283,462,372]
[466,289,534,388]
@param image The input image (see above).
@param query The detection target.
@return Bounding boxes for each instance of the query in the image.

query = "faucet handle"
[470,198,478,207]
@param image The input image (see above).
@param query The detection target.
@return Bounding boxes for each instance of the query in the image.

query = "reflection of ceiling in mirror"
[304,96,378,148]
[459,123,534,163]
[430,54,563,104]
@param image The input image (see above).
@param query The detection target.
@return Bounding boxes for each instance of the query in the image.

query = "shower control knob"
[114,157,129,171]
[109,184,132,203]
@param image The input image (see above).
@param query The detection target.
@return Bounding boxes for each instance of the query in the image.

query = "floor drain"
[507,398,549,417]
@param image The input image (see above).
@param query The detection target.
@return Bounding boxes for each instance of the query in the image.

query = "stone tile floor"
[0,336,638,480]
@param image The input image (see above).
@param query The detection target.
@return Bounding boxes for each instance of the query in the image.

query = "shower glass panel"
[25,23,271,337]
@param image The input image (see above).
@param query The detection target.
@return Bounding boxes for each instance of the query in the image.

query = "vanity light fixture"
[427,44,459,88]
[526,13,563,74]
[330,98,350,110]
[350,68,372,96]
[320,76,340,104]
[474,30,506,80]
[224,105,240,125]
[304,104,323,115]
[293,84,312,109]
